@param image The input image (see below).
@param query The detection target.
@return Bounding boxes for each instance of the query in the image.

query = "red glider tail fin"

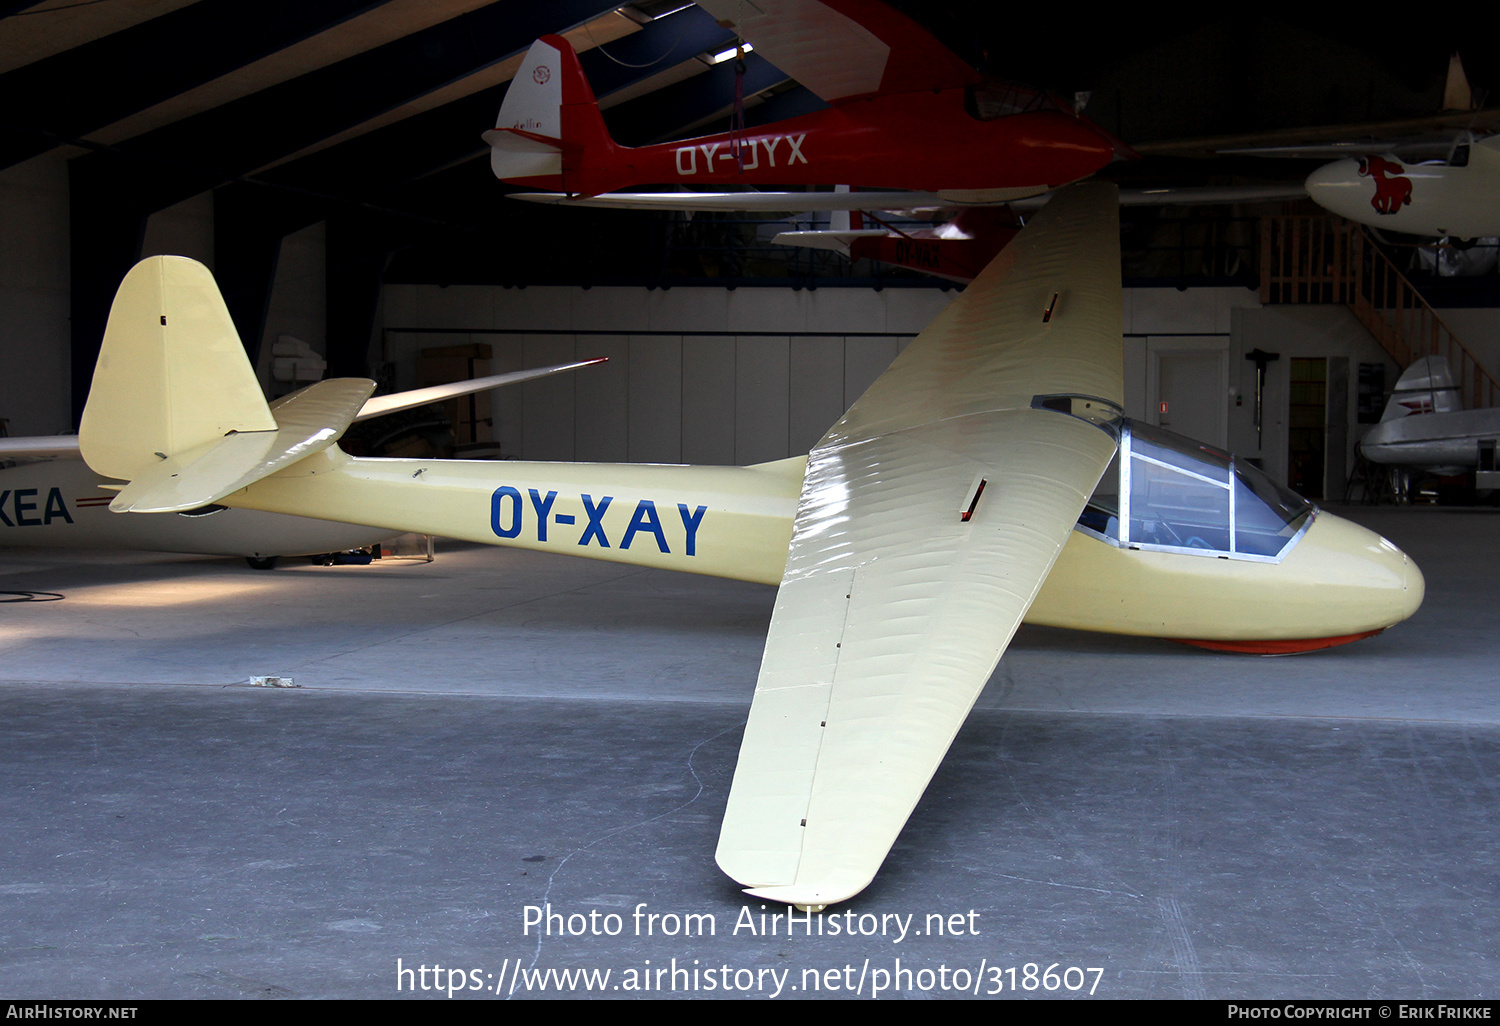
[487,35,624,195]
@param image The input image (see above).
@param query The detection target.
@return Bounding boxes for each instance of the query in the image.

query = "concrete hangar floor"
[1,505,1497,1001]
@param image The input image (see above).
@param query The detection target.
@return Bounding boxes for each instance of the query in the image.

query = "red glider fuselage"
[488,35,1117,200]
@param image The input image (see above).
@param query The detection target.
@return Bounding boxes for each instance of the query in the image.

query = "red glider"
[485,0,1121,202]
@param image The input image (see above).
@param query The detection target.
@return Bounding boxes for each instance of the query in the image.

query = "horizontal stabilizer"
[484,127,563,181]
[109,377,374,514]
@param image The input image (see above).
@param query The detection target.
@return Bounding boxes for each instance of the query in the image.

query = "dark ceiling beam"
[68,0,622,422]
[72,0,623,213]
[0,0,396,171]
[0,2,47,17]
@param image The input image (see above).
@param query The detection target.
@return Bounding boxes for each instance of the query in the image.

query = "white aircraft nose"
[1304,158,1369,220]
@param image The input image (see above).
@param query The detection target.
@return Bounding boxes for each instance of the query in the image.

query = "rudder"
[487,35,621,192]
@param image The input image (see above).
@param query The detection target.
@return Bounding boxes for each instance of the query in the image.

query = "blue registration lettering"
[490,486,523,539]
[579,494,612,547]
[529,489,557,542]
[621,499,669,553]
[677,504,707,556]
[0,490,12,527]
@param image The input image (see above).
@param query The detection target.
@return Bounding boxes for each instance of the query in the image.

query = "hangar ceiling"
[0,2,1490,414]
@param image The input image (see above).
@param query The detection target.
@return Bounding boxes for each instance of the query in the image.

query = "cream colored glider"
[715,183,1123,906]
[76,184,1421,907]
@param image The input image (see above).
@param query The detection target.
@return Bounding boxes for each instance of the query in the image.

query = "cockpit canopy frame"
[1075,419,1315,563]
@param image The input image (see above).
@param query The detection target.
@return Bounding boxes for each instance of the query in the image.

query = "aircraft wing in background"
[692,0,981,103]
[0,359,606,467]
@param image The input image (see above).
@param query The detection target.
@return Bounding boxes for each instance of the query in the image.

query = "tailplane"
[485,35,622,193]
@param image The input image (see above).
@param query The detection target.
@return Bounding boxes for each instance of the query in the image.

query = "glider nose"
[1304,158,1368,220]
[1303,511,1424,633]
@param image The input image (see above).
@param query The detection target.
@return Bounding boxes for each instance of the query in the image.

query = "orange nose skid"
[1174,630,1385,655]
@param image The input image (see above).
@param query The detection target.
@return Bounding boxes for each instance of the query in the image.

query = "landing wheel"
[245,556,278,570]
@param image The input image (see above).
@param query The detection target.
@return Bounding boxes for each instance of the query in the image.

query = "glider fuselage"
[1305,137,1500,238]
[514,93,1115,199]
[222,443,1421,649]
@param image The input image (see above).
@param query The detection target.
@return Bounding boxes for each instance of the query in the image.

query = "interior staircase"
[1259,215,1499,409]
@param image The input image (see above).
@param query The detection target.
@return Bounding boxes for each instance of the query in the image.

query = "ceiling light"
[710,42,753,64]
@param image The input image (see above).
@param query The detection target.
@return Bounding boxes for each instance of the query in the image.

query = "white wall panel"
[1123,335,1148,422]
[494,286,578,331]
[789,336,846,454]
[884,287,958,333]
[843,336,901,409]
[1125,286,1256,335]
[735,335,790,464]
[628,335,682,463]
[647,288,729,333]
[806,288,884,333]
[574,336,630,463]
[727,287,807,334]
[681,335,736,465]
[404,285,493,330]
[489,334,526,458]
[574,287,649,332]
[521,335,578,461]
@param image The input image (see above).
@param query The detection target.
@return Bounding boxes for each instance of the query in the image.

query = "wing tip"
[740,879,871,909]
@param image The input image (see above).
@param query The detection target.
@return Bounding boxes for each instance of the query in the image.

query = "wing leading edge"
[715,182,1124,907]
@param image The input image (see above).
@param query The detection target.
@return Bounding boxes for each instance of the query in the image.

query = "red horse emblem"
[532,64,551,86]
[1358,156,1413,215]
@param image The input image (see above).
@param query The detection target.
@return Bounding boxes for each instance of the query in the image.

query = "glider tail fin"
[487,35,623,193]
[78,256,372,514]
[78,255,278,484]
